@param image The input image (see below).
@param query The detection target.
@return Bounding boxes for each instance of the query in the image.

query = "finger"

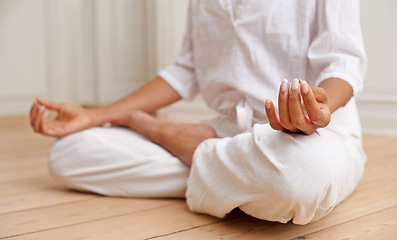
[288,79,313,133]
[301,81,329,127]
[30,99,40,127]
[34,105,46,132]
[29,99,37,121]
[40,110,51,135]
[36,98,63,111]
[278,79,298,131]
[40,111,62,137]
[310,86,328,104]
[265,100,284,131]
[31,104,42,129]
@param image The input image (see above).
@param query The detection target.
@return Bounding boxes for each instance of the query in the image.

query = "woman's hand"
[265,79,331,135]
[30,98,100,138]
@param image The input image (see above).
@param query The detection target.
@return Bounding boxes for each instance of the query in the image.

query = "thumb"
[309,86,328,103]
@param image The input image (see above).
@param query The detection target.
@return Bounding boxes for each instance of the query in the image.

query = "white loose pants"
[49,101,366,225]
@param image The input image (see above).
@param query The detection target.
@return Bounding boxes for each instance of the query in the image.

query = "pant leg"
[49,127,189,198]
[186,123,366,225]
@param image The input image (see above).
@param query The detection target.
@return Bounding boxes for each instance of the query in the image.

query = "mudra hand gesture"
[265,78,331,135]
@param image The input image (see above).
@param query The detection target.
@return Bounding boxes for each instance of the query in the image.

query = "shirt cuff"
[158,64,198,101]
[314,72,362,96]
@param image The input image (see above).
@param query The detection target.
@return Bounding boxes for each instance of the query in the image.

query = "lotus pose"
[31,0,366,224]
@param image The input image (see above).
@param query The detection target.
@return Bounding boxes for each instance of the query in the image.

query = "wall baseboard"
[359,113,397,136]
[357,94,397,136]
[0,99,33,116]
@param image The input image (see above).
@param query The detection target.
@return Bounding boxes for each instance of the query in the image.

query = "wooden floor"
[1,115,397,240]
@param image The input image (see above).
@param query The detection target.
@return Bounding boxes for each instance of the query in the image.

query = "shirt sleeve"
[308,0,367,95]
[158,1,199,101]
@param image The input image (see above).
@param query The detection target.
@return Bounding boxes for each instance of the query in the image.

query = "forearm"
[91,76,182,126]
[319,78,353,114]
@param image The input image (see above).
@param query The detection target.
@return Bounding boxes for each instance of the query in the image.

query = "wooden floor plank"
[359,150,397,185]
[3,202,225,240]
[0,198,182,238]
[0,175,58,196]
[0,116,54,160]
[0,188,93,214]
[0,164,48,183]
[0,154,47,171]
[300,206,397,240]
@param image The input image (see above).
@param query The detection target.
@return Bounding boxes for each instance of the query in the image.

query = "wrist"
[86,107,112,127]
[319,78,353,113]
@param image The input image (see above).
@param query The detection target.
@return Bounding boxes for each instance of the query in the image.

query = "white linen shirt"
[159,0,366,133]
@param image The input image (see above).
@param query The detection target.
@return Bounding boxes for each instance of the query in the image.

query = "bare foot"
[116,110,218,166]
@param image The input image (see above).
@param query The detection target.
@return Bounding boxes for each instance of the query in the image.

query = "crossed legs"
[111,110,218,166]
[48,110,366,224]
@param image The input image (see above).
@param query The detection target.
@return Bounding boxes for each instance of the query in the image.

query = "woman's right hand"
[30,98,100,138]
[29,77,183,138]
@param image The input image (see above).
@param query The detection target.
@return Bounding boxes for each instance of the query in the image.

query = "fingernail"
[265,100,271,110]
[301,80,309,94]
[281,79,288,92]
[292,79,299,91]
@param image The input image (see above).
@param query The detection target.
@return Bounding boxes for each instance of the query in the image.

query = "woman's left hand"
[265,79,331,135]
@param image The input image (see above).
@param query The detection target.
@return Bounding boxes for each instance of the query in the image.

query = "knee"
[48,130,92,189]
[242,126,358,223]
[278,170,334,209]
[242,153,339,224]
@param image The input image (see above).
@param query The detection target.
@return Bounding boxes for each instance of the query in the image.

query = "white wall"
[147,0,188,72]
[0,0,151,115]
[357,0,397,135]
[94,0,150,104]
[0,0,48,115]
